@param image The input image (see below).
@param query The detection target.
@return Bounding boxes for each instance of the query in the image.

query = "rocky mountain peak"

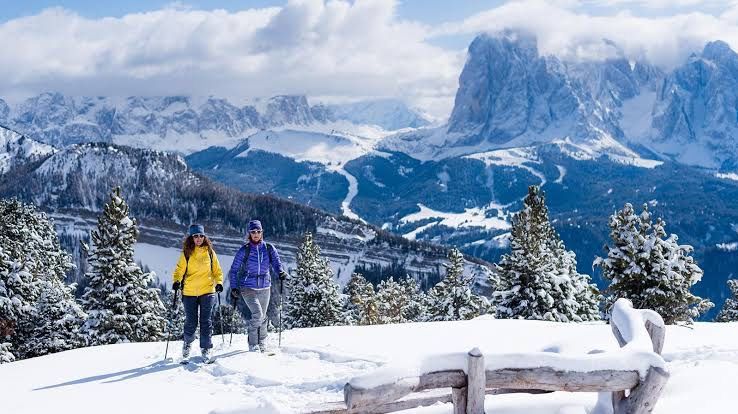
[650,40,738,169]
[702,40,738,64]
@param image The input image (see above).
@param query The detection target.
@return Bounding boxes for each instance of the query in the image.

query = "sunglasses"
[192,234,205,239]
[249,230,262,234]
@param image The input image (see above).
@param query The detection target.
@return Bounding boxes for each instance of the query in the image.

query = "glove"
[172,281,181,291]
[279,271,287,281]
[230,288,240,299]
[215,284,223,293]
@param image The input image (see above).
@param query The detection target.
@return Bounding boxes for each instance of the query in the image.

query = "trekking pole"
[217,291,225,345]
[278,277,283,348]
[229,294,238,346]
[164,288,179,360]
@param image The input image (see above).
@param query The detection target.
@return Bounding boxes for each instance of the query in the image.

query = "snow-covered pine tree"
[376,277,407,324]
[494,186,588,322]
[0,252,17,363]
[400,277,427,322]
[345,273,379,325]
[81,187,167,344]
[594,203,713,324]
[24,280,88,356]
[717,280,738,322]
[550,237,602,322]
[284,233,345,328]
[0,341,13,364]
[425,248,490,321]
[0,198,87,360]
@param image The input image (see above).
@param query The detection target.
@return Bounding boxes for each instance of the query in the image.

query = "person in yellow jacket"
[172,224,223,363]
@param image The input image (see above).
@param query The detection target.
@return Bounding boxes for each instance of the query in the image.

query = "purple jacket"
[228,241,283,289]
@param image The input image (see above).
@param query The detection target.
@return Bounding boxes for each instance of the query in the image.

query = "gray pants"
[240,288,270,346]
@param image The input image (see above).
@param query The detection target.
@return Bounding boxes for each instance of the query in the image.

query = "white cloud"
[0,0,463,118]
[433,0,738,70]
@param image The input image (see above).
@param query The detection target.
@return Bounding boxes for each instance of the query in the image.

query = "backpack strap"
[265,243,275,269]
[182,250,190,290]
[208,247,214,275]
[236,244,251,280]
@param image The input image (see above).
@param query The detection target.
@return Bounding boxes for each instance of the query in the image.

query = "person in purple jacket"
[228,219,286,352]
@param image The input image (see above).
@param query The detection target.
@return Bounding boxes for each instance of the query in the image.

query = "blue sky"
[2,0,732,23]
[0,1,506,23]
[0,0,736,116]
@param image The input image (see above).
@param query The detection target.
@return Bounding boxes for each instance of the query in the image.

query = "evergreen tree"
[0,199,87,360]
[81,187,167,344]
[716,280,738,322]
[284,233,345,328]
[399,277,427,322]
[0,341,13,364]
[0,271,16,364]
[594,203,713,324]
[425,248,490,321]
[345,273,379,325]
[552,240,602,322]
[494,186,594,322]
[376,278,407,324]
[24,280,88,356]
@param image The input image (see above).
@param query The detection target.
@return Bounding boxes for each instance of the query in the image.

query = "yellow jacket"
[172,246,224,297]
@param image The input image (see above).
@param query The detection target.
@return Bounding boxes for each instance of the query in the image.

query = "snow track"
[176,341,381,413]
[332,167,363,222]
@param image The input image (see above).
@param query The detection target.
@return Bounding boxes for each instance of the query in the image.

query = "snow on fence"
[303,298,669,414]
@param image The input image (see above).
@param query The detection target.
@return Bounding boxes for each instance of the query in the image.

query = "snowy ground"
[2,319,737,413]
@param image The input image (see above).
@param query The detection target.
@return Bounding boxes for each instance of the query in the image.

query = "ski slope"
[1,319,737,413]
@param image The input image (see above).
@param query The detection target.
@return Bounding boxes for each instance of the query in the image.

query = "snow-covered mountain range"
[0,94,429,154]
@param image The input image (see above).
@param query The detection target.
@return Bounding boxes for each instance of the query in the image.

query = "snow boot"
[201,348,213,364]
[249,344,260,352]
[181,341,192,364]
[259,342,276,356]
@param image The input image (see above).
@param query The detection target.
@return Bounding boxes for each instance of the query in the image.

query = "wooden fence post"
[467,348,485,414]
[614,366,669,414]
[451,386,468,414]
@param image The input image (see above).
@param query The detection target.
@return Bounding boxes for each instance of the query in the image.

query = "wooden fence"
[304,299,669,414]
